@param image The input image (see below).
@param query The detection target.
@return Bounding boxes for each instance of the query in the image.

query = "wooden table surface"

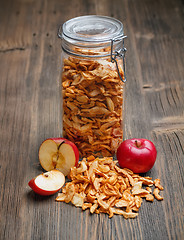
[0,0,184,239]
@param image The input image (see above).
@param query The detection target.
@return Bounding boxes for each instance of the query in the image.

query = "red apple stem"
[135,140,141,148]
[58,140,65,149]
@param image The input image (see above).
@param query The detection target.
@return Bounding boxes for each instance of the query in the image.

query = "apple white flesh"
[57,142,76,176]
[28,170,65,196]
[39,138,79,176]
[50,138,79,167]
[39,139,58,171]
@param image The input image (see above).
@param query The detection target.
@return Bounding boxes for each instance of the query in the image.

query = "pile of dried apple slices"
[28,138,79,196]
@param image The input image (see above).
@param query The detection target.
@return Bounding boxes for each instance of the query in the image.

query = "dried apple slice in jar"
[61,55,124,157]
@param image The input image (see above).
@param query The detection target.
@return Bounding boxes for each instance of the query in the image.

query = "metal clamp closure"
[111,36,127,83]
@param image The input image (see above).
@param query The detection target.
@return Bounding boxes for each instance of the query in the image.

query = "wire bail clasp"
[111,36,127,83]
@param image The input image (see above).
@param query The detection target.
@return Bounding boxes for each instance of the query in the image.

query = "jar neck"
[61,37,124,59]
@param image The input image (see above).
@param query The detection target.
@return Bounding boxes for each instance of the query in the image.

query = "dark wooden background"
[0,0,184,239]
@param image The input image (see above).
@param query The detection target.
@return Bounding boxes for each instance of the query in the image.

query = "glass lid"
[61,15,124,43]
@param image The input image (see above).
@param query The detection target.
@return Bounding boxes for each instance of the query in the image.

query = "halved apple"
[38,138,79,176]
[28,170,65,196]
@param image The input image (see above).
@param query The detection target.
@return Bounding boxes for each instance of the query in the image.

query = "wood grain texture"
[0,0,183,239]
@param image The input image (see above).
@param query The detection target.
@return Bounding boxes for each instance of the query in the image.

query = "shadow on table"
[26,190,56,202]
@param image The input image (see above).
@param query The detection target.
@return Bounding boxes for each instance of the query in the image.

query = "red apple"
[39,138,79,176]
[28,170,65,196]
[116,138,157,173]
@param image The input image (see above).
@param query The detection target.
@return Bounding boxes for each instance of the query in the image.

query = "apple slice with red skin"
[28,170,65,196]
[116,138,157,173]
[39,138,79,176]
[50,138,79,166]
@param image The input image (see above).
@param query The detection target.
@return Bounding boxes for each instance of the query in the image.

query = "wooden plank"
[123,0,184,239]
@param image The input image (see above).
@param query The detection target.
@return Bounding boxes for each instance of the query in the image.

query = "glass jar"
[58,15,127,158]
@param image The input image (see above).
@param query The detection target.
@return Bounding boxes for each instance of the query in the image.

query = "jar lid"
[59,15,127,83]
[61,15,124,44]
